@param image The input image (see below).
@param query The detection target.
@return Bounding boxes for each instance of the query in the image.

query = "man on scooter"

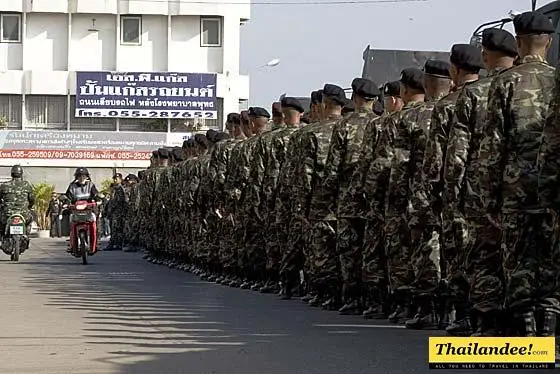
[65,168,101,253]
[0,165,35,246]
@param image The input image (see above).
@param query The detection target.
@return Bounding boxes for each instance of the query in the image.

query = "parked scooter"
[66,200,99,265]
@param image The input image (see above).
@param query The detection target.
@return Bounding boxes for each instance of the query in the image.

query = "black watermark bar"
[429,363,555,370]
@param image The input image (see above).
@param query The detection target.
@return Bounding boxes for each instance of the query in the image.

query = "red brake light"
[11,217,21,224]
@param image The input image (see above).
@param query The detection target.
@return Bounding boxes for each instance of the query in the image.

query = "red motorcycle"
[67,200,99,265]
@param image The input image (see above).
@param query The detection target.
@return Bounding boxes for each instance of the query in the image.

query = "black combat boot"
[406,294,438,330]
[471,311,500,337]
[446,303,473,336]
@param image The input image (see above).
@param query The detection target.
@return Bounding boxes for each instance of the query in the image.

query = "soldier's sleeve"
[364,116,395,216]
[539,67,560,209]
[423,102,450,199]
[301,133,316,198]
[351,120,377,200]
[443,91,475,212]
[477,77,508,214]
[320,121,344,218]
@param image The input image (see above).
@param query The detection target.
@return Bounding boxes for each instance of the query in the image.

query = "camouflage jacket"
[239,134,267,214]
[213,138,242,210]
[407,95,447,225]
[420,86,468,222]
[264,125,301,215]
[0,179,34,216]
[183,157,200,209]
[348,114,388,220]
[444,68,505,218]
[477,55,555,213]
[194,154,212,214]
[223,138,249,210]
[320,108,377,219]
[306,117,340,219]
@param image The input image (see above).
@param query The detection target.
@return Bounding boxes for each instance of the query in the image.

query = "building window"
[121,16,141,45]
[1,13,21,43]
[200,17,222,47]
[25,95,67,130]
[0,95,22,129]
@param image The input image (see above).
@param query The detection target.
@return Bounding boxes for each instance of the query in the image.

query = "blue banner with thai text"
[75,71,218,119]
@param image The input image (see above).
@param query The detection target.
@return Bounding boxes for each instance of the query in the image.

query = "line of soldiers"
[124,11,560,338]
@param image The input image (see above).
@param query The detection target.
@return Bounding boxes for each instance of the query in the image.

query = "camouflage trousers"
[337,217,365,301]
[501,212,560,315]
[442,213,471,307]
[109,213,125,249]
[409,222,441,296]
[307,219,339,296]
[385,215,413,293]
[240,211,267,281]
[280,213,307,283]
[268,213,289,281]
[467,218,503,313]
[218,212,239,274]
[361,218,387,291]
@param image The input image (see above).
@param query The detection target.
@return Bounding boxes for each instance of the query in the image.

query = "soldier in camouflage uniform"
[368,69,426,323]
[317,78,379,314]
[219,111,251,286]
[308,90,325,124]
[259,97,305,294]
[353,80,400,319]
[419,44,484,331]
[271,102,284,129]
[403,60,453,330]
[106,173,127,251]
[282,84,347,301]
[483,12,557,337]
[439,29,517,335]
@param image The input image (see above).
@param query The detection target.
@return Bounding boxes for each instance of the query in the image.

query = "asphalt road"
[0,238,556,374]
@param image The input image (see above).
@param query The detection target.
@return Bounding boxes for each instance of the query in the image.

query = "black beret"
[113,173,123,179]
[214,132,230,142]
[424,59,452,78]
[187,138,197,147]
[206,129,218,143]
[482,28,518,57]
[172,147,184,161]
[311,90,323,104]
[182,140,189,149]
[400,68,425,92]
[514,11,555,35]
[138,171,145,179]
[272,102,282,116]
[248,107,271,118]
[125,173,138,181]
[383,81,401,97]
[281,96,305,113]
[152,150,158,157]
[157,148,169,159]
[227,112,241,124]
[194,134,208,146]
[450,44,484,72]
[351,78,380,100]
[323,83,347,106]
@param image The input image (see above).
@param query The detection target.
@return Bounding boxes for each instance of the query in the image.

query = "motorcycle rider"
[0,165,35,247]
[65,167,100,253]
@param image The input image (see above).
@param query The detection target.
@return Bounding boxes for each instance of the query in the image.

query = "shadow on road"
[14,241,544,374]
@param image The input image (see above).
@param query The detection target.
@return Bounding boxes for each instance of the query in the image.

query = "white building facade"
[0,0,249,189]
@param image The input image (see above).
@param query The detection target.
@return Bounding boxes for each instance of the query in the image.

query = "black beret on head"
[424,59,452,78]
[152,150,158,157]
[214,132,230,142]
[194,134,208,146]
[182,140,189,149]
[172,148,184,161]
[281,97,305,113]
[400,68,425,91]
[322,84,347,106]
[138,170,145,179]
[514,11,555,35]
[383,81,401,97]
[125,173,138,181]
[206,129,218,143]
[158,148,169,159]
[248,107,271,118]
[351,78,380,100]
[450,44,484,72]
[482,28,518,57]
[227,112,241,124]
[186,138,197,148]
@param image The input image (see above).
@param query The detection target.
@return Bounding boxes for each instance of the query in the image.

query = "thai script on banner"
[75,72,218,119]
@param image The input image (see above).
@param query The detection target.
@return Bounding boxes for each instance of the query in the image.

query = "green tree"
[32,182,55,230]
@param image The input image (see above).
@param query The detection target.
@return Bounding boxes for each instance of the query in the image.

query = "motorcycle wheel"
[12,236,20,262]
[79,230,88,265]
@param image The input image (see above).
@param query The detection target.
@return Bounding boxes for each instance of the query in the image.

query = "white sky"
[239,0,532,109]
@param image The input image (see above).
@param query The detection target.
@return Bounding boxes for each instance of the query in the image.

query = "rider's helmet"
[74,167,89,178]
[10,165,23,178]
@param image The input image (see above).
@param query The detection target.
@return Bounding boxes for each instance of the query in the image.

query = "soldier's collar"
[518,55,547,64]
